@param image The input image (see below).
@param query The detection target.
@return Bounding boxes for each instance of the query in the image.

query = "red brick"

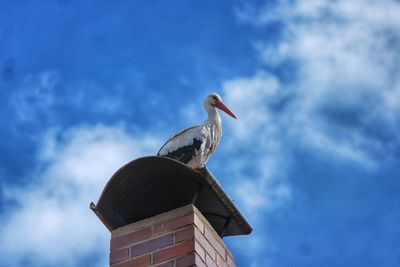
[154,261,174,267]
[111,228,151,250]
[193,214,205,234]
[205,253,218,267]
[204,227,226,260]
[131,233,174,258]
[196,260,207,267]
[194,241,206,262]
[227,253,236,267]
[153,240,195,264]
[109,248,129,265]
[176,252,205,267]
[216,253,229,267]
[226,249,234,262]
[194,227,216,260]
[176,252,195,266]
[154,214,194,236]
[112,254,150,267]
[175,226,194,243]
[153,224,163,236]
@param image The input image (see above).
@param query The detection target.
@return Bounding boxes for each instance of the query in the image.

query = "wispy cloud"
[9,72,134,129]
[221,73,291,218]
[232,0,400,169]
[10,71,59,123]
[0,125,159,267]
[224,1,400,265]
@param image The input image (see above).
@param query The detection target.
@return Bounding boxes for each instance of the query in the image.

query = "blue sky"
[1,0,400,266]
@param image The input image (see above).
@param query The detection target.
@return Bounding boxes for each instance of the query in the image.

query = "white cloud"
[11,71,59,123]
[271,0,400,165]
[0,124,159,267]
[10,72,133,128]
[223,72,280,141]
[221,74,291,219]
[224,0,400,222]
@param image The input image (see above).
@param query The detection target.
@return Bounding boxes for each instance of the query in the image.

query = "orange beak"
[215,101,237,119]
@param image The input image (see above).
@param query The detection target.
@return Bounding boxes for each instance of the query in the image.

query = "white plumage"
[157,93,236,169]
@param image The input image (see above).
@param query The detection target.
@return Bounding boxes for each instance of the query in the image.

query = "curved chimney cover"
[90,156,252,237]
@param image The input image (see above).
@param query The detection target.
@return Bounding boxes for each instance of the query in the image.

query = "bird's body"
[157,93,236,169]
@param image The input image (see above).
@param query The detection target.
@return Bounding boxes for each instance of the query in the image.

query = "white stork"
[157,93,236,169]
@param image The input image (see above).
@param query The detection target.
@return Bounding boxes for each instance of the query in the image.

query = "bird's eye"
[212,96,218,101]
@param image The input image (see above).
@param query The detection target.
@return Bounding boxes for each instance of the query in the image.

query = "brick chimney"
[109,205,235,267]
[91,156,251,267]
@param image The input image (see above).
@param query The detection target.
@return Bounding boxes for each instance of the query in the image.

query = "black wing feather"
[158,139,203,164]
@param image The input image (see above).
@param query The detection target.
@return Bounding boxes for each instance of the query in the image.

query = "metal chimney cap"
[90,156,252,237]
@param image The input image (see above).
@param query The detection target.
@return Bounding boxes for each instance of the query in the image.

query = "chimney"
[91,156,252,267]
[109,204,236,267]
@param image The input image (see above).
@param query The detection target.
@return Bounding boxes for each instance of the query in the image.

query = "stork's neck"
[206,107,221,126]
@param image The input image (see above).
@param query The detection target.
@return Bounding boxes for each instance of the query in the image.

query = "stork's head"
[204,93,237,119]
